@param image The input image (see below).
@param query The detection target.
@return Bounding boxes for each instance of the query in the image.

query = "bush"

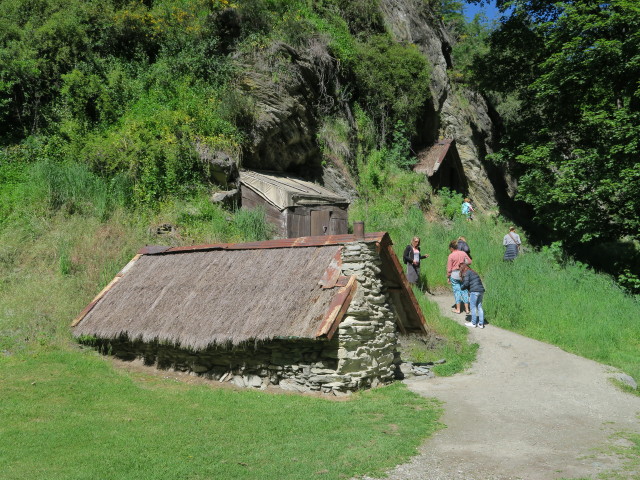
[352,35,431,142]
[433,187,464,220]
[233,207,274,242]
[78,82,242,205]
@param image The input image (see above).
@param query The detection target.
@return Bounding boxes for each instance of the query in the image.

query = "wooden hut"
[414,138,468,193]
[72,231,429,395]
[239,170,349,238]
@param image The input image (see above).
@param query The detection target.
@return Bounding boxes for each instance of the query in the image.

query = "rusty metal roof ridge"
[138,232,390,255]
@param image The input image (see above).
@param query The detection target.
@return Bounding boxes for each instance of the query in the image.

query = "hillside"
[1,1,640,478]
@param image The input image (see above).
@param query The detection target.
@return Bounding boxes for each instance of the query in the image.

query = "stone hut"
[414,138,468,193]
[72,231,429,395]
[239,170,349,238]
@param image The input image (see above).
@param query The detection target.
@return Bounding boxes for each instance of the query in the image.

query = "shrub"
[233,207,274,242]
[79,83,242,205]
[352,35,431,142]
[432,187,464,220]
[388,121,415,169]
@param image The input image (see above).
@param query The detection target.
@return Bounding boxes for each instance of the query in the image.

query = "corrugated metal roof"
[413,138,455,176]
[239,170,348,210]
[139,232,387,256]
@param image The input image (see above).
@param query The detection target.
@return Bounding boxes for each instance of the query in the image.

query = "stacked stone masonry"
[91,241,401,395]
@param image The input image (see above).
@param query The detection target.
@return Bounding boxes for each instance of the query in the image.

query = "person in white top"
[402,236,429,286]
[503,226,521,261]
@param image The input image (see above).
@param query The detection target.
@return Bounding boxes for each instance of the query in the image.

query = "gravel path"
[368,293,640,480]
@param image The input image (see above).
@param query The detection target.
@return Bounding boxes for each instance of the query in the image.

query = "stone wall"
[335,241,400,390]
[88,240,401,395]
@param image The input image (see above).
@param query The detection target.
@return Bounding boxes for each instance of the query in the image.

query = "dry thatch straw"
[74,246,342,351]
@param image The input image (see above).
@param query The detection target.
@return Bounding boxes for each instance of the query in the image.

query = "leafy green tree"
[473,0,640,246]
[352,35,431,144]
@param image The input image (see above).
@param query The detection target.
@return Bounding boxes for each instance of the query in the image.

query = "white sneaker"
[479,324,485,329]
[465,322,476,327]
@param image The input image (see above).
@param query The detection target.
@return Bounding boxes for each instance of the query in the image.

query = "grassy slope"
[485,251,640,386]
[0,168,447,479]
[351,188,640,389]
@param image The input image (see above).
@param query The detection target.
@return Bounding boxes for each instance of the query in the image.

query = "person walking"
[457,236,472,260]
[503,226,521,261]
[460,263,486,328]
[461,198,475,221]
[447,240,471,314]
[403,236,429,286]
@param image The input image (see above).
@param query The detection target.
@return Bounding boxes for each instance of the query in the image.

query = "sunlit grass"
[0,349,442,480]
[484,252,640,388]
[351,184,639,391]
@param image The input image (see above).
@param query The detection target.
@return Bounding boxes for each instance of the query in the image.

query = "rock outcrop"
[238,41,335,172]
[231,2,514,208]
[380,0,515,208]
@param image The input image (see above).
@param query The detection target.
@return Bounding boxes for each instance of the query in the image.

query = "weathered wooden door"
[310,210,331,236]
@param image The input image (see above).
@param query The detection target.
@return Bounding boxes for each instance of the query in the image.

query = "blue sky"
[463,1,504,22]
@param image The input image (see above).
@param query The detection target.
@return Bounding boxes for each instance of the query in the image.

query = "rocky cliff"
[230,1,514,208]
[380,0,515,208]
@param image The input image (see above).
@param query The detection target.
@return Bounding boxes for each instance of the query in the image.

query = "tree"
[473,0,640,246]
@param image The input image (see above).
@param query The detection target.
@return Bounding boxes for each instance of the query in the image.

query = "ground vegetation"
[1,0,640,477]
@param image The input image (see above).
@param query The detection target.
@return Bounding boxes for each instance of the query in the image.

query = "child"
[461,198,475,221]
[459,263,485,328]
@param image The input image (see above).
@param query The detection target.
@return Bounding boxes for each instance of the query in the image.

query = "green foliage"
[76,81,243,204]
[432,187,464,220]
[322,0,385,36]
[618,269,640,296]
[0,157,28,226]
[0,0,108,140]
[484,251,640,388]
[0,0,243,203]
[352,34,431,142]
[450,13,492,84]
[355,149,430,217]
[474,0,640,246]
[387,121,415,169]
[0,159,132,222]
[317,115,352,168]
[232,207,275,242]
[174,196,274,244]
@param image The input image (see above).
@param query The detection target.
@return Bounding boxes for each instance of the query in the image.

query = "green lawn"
[0,348,442,480]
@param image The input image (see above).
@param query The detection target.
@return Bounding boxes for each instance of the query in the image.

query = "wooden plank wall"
[287,205,349,238]
[240,185,348,239]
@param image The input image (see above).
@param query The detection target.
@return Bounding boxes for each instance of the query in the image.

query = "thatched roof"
[72,232,427,351]
[239,170,348,210]
[413,138,456,176]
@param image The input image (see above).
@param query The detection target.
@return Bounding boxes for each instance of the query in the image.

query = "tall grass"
[175,195,274,244]
[484,252,640,384]
[351,199,506,292]
[28,160,132,220]
[351,167,639,389]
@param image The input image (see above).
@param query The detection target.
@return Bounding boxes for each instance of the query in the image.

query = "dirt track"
[368,293,640,480]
